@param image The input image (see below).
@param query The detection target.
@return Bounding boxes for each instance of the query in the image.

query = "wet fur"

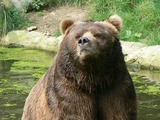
[22,15,136,120]
[22,40,136,120]
[47,39,136,120]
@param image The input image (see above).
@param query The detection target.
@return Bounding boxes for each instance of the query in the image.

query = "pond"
[0,46,160,120]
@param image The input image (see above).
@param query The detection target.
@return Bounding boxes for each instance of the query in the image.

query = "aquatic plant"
[132,75,160,95]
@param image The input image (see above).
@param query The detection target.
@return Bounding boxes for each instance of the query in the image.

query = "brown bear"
[22,15,137,120]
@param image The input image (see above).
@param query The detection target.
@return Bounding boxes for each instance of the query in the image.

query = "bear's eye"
[94,32,102,38]
[75,34,81,39]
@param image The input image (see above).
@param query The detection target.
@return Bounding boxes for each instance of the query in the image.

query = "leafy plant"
[31,0,44,10]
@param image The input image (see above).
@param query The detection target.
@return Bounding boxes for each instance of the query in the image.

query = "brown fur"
[22,15,137,120]
[108,14,123,31]
[60,19,74,34]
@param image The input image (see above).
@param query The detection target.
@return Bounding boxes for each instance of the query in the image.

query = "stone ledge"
[1,30,160,70]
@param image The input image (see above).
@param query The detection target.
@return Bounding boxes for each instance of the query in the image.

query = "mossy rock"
[1,30,61,52]
[126,46,160,70]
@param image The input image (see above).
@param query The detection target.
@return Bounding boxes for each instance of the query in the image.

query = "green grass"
[1,0,160,45]
[0,1,30,36]
[42,0,86,6]
[43,0,160,45]
[87,0,160,45]
[37,11,45,16]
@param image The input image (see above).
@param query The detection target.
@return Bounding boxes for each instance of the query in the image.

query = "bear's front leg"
[46,79,97,120]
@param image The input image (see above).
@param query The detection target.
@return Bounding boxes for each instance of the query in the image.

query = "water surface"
[0,47,53,119]
[0,46,160,120]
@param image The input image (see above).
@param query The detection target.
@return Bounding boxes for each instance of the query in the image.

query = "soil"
[25,5,88,36]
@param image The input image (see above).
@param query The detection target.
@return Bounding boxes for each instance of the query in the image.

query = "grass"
[43,0,160,45]
[87,0,160,45]
[0,0,30,37]
[1,0,160,45]
[37,11,45,16]
[42,0,86,7]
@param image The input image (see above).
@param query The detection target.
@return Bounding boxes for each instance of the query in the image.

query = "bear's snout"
[78,37,90,46]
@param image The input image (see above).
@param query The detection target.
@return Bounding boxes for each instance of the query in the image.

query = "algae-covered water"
[0,46,53,120]
[0,46,160,120]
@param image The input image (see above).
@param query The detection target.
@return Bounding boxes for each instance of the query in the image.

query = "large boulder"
[125,45,160,70]
[11,0,33,11]
[1,30,61,51]
[121,41,147,56]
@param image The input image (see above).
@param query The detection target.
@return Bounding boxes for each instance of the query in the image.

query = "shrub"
[0,1,30,36]
[30,0,44,10]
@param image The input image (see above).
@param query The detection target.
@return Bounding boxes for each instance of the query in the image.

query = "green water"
[0,46,160,120]
[0,46,53,120]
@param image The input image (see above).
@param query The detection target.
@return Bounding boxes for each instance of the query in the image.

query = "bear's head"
[59,15,122,65]
[55,15,124,91]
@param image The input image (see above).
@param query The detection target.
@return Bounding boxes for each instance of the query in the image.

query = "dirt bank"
[25,5,87,35]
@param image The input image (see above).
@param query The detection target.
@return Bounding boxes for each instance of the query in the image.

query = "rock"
[121,41,147,56]
[125,45,160,70]
[11,0,33,11]
[1,30,160,70]
[120,41,160,70]
[1,30,60,52]
[27,26,37,31]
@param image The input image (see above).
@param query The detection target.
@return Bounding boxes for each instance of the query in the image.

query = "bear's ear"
[60,19,74,34]
[108,15,122,31]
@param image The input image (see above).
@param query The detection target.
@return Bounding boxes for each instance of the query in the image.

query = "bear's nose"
[78,37,89,46]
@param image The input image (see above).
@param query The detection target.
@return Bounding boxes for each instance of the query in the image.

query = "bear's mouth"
[80,49,89,53]
[80,48,91,55]
[78,48,96,60]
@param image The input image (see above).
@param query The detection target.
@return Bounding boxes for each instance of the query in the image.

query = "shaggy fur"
[22,15,137,120]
